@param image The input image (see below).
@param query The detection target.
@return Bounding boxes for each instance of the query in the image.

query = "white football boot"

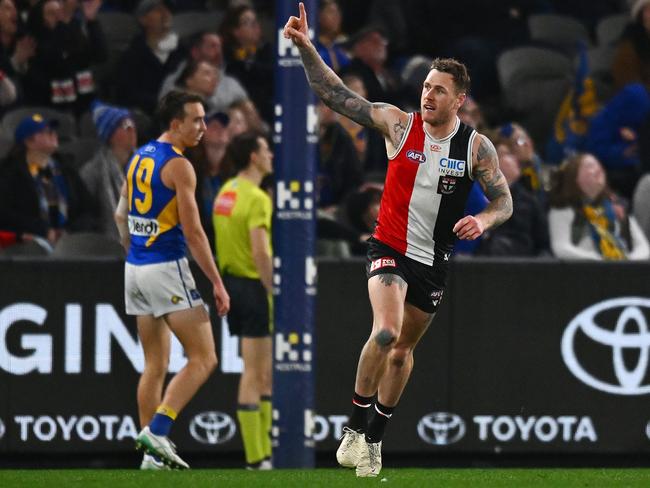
[135,426,189,470]
[355,440,382,477]
[140,453,170,470]
[336,427,365,468]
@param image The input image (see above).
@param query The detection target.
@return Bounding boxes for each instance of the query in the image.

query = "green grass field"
[1,468,650,487]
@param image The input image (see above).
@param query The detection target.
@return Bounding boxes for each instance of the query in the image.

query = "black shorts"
[366,237,449,314]
[223,274,271,337]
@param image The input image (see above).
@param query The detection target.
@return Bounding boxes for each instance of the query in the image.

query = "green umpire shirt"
[213,176,272,279]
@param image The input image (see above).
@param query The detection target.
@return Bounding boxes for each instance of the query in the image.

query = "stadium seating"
[528,14,591,54]
[497,46,573,148]
[596,13,628,46]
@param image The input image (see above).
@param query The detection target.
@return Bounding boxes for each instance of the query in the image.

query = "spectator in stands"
[613,0,650,91]
[219,5,273,122]
[345,184,381,238]
[176,59,219,110]
[499,122,549,207]
[80,101,136,241]
[633,171,650,240]
[316,100,363,208]
[548,152,649,260]
[227,98,267,137]
[316,184,382,257]
[23,0,106,114]
[185,111,231,250]
[315,0,349,73]
[340,25,400,105]
[337,73,387,175]
[584,82,650,199]
[0,61,16,108]
[477,141,550,257]
[458,96,486,131]
[115,0,183,115]
[159,31,248,112]
[0,0,35,84]
[0,113,96,244]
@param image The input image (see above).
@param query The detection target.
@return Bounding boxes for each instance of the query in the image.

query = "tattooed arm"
[283,2,408,150]
[453,134,513,240]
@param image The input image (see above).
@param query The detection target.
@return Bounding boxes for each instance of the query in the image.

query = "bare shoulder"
[471,132,498,172]
[161,156,195,190]
[372,103,410,149]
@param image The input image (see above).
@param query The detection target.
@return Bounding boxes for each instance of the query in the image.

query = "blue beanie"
[91,100,131,143]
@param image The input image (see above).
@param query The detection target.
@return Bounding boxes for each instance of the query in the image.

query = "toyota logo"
[417,412,465,445]
[561,297,650,395]
[189,411,236,445]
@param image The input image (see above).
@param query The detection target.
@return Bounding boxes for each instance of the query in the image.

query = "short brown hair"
[429,58,470,94]
[157,90,205,130]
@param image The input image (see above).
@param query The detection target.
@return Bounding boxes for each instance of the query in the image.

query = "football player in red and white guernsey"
[284,3,512,477]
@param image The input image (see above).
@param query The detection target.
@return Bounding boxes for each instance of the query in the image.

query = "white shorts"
[125,257,204,317]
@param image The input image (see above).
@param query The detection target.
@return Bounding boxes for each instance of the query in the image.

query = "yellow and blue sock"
[149,405,177,437]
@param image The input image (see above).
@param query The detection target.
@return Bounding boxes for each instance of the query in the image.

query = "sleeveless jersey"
[373,113,477,265]
[125,141,186,265]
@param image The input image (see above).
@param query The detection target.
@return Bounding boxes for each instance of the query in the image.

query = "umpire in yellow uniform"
[213,131,274,469]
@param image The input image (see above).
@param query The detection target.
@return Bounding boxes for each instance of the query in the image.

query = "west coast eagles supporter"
[114,90,230,470]
[284,3,513,478]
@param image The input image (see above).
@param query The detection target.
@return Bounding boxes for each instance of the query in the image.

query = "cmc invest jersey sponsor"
[125,141,186,265]
[373,114,477,265]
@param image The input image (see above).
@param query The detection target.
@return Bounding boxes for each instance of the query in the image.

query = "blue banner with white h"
[272,0,318,468]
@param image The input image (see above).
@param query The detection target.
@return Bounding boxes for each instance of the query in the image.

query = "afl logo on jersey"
[144,145,156,153]
[406,149,426,164]
[439,157,465,177]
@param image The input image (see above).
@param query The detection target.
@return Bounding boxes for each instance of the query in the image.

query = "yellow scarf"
[582,205,626,260]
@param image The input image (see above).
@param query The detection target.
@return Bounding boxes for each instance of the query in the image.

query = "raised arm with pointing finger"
[283,2,410,156]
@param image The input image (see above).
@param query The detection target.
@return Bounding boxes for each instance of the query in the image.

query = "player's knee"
[189,352,217,379]
[205,352,218,374]
[374,328,397,348]
[145,357,169,378]
[389,345,413,368]
[260,371,272,391]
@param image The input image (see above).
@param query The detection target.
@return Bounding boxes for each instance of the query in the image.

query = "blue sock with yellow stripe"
[149,405,177,437]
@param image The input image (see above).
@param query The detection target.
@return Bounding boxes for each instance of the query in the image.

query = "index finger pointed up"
[299,2,306,22]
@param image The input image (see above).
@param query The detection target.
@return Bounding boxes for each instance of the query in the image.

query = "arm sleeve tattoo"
[298,44,401,144]
[473,135,513,229]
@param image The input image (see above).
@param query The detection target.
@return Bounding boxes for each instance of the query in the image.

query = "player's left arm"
[114,182,130,251]
[453,133,513,240]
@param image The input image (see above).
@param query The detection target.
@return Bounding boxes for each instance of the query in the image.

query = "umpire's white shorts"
[125,257,204,318]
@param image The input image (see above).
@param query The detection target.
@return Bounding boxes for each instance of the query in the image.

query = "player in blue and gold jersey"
[114,90,230,470]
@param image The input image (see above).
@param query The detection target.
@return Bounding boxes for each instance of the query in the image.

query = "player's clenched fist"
[453,215,485,241]
[283,2,310,48]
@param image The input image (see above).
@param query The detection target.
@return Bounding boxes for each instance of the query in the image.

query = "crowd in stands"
[0,0,649,262]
